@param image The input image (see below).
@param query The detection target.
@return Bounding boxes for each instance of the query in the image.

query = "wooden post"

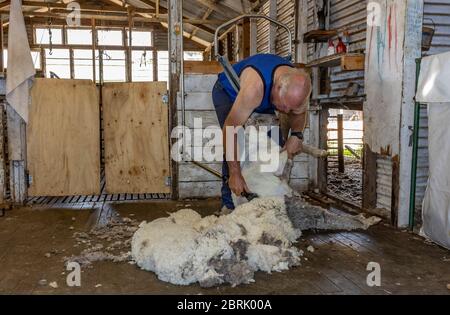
[152,32,157,81]
[168,0,182,200]
[69,48,74,79]
[226,32,233,61]
[242,18,251,59]
[127,9,133,82]
[249,18,257,55]
[362,144,377,209]
[91,18,96,84]
[337,113,344,173]
[318,108,329,192]
[0,15,4,72]
[269,0,277,54]
[6,105,27,205]
[0,103,6,203]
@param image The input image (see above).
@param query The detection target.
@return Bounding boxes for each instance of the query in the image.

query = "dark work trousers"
[211,80,285,210]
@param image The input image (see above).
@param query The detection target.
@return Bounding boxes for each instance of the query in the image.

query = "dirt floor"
[0,199,449,295]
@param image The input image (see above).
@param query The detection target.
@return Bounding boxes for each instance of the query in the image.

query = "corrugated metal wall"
[307,0,367,98]
[257,0,296,57]
[413,0,450,224]
[328,0,366,98]
[276,0,296,57]
[376,156,392,213]
[257,1,271,53]
[423,0,450,56]
[415,105,429,223]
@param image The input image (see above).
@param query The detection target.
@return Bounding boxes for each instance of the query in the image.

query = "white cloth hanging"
[6,0,36,123]
[416,51,450,103]
[416,52,450,249]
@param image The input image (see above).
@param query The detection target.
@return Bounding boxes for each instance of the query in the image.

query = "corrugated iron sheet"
[423,0,450,56]
[376,156,392,211]
[307,0,367,98]
[415,105,429,216]
[276,0,296,58]
[414,0,450,221]
[257,0,271,53]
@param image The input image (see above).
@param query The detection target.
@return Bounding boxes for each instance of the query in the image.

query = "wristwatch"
[290,131,304,141]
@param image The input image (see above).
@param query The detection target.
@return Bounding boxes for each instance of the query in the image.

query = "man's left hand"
[283,136,303,159]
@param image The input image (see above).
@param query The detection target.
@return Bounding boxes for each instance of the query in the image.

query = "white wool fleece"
[131,197,303,287]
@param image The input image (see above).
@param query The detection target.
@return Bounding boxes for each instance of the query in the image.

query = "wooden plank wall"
[103,82,170,194]
[180,73,310,199]
[27,79,101,197]
[0,103,6,203]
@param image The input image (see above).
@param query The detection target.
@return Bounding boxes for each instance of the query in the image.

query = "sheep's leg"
[285,196,380,231]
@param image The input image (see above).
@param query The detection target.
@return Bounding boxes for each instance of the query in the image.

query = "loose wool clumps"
[131,197,303,287]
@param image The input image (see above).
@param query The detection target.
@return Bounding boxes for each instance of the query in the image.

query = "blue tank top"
[217,54,293,114]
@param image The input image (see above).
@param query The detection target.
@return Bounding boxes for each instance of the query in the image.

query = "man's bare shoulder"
[240,67,264,92]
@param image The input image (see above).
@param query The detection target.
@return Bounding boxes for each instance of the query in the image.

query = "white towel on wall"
[6,0,36,123]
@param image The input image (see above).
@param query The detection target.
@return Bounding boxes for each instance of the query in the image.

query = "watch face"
[292,132,303,140]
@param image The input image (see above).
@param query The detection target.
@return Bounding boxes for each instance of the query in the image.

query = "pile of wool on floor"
[131,197,303,287]
[131,115,380,287]
[65,217,139,267]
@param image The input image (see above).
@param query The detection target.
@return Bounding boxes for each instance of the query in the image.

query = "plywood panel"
[27,79,100,197]
[103,82,170,194]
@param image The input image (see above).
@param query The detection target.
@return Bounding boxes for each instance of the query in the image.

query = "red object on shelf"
[327,39,335,56]
[336,37,347,54]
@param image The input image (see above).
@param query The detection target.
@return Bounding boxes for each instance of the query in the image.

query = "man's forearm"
[289,112,307,133]
[223,124,242,178]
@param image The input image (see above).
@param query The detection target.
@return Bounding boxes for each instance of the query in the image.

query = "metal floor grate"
[26,169,171,206]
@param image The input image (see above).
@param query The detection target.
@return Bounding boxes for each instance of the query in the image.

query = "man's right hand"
[228,173,250,196]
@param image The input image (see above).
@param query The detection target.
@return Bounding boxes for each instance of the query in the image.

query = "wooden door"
[102,82,170,194]
[27,79,101,197]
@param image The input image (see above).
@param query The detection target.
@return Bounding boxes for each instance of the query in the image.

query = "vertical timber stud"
[269,0,277,54]
[362,144,377,209]
[91,18,96,84]
[318,108,329,193]
[127,8,133,83]
[0,15,4,72]
[168,0,182,200]
[152,32,157,81]
[0,103,6,203]
[242,18,251,59]
[249,18,257,56]
[6,105,27,205]
[398,0,424,228]
[226,33,233,61]
[337,113,344,173]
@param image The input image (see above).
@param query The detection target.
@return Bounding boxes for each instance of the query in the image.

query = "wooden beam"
[183,59,303,74]
[21,1,156,14]
[0,10,226,25]
[142,0,217,34]
[0,0,10,10]
[190,7,213,39]
[242,18,251,59]
[184,60,223,74]
[195,0,240,19]
[168,0,181,200]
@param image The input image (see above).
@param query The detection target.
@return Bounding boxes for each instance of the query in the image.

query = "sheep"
[131,197,302,287]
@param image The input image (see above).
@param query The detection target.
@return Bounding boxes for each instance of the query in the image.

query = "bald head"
[272,68,311,114]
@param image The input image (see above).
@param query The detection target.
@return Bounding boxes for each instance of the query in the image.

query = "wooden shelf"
[306,53,365,70]
[303,30,338,43]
